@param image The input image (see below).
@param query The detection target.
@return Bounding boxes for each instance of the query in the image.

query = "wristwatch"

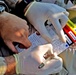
[0,5,5,13]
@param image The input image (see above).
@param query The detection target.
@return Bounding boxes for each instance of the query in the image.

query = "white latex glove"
[41,0,66,8]
[24,2,69,43]
[14,44,62,75]
[55,0,66,8]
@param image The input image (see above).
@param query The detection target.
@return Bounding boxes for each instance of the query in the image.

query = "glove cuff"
[14,0,34,18]
[24,1,36,16]
[13,54,20,74]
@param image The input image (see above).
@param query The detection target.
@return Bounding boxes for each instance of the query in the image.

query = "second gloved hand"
[14,44,62,75]
[24,2,69,43]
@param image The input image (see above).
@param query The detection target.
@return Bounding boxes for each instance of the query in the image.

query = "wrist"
[13,54,20,74]
[0,57,7,75]
[14,0,35,18]
[4,56,16,74]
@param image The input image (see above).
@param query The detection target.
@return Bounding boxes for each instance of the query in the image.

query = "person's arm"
[0,56,16,75]
[4,56,16,74]
[0,44,62,75]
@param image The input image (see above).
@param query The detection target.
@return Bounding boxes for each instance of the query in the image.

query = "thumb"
[59,12,69,28]
[31,44,53,63]
[59,13,69,28]
[4,41,18,53]
[64,11,69,17]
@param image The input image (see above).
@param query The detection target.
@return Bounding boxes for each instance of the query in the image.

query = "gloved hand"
[14,44,62,75]
[0,11,31,53]
[24,2,69,43]
[54,0,66,8]
[41,0,66,8]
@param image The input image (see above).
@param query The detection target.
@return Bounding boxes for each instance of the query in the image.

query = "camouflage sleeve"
[12,0,35,19]
[4,0,18,8]
[0,57,7,75]
[0,0,10,12]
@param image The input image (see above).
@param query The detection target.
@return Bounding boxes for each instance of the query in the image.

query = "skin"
[4,44,54,75]
[0,11,32,75]
[0,11,32,53]
[0,6,33,74]
[5,56,16,75]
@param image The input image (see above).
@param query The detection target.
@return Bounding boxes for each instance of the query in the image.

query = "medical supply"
[16,20,76,55]
[38,57,51,69]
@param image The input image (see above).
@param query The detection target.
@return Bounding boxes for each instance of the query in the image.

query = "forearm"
[4,56,16,75]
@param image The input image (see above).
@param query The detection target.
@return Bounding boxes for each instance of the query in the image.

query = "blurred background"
[65,0,76,24]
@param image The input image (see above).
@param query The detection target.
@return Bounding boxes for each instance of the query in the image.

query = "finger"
[19,38,32,49]
[59,13,69,28]
[32,44,53,63]
[64,11,69,16]
[51,19,66,43]
[34,22,52,43]
[4,41,18,53]
[34,44,53,56]
[14,39,32,49]
[14,29,32,49]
